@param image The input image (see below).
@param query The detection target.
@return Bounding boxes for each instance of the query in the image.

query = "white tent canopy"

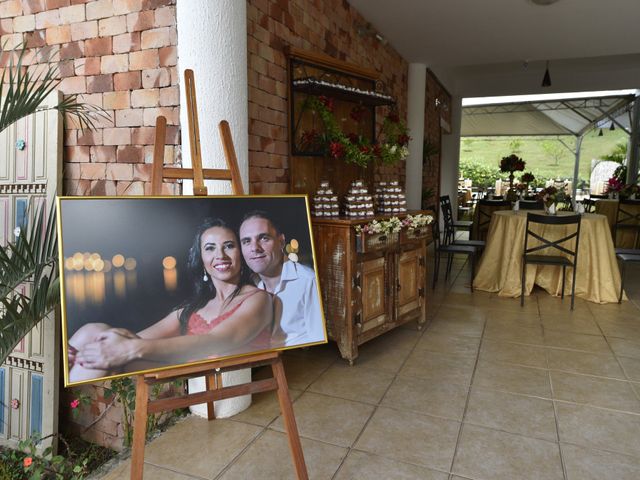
[462,91,637,137]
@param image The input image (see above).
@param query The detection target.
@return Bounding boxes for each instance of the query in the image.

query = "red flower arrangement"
[606,176,624,193]
[300,95,410,167]
[500,154,526,174]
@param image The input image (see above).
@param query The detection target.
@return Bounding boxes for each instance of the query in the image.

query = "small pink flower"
[70,399,80,409]
[24,457,33,468]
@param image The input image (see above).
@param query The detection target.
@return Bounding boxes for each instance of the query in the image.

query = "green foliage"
[541,139,567,166]
[0,433,112,480]
[0,44,108,133]
[104,377,186,448]
[0,205,59,365]
[508,138,523,153]
[602,142,627,163]
[459,159,499,188]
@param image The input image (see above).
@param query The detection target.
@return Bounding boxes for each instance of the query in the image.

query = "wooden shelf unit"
[311,213,430,364]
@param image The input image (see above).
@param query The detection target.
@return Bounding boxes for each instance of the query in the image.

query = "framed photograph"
[58,195,327,386]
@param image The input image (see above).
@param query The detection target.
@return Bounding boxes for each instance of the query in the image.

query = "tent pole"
[572,135,583,200]
[627,95,640,184]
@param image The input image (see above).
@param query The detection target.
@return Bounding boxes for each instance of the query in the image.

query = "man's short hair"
[240,210,282,234]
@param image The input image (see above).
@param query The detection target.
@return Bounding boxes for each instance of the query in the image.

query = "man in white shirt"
[239,211,325,347]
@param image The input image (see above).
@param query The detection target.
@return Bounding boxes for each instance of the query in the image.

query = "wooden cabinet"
[312,214,429,364]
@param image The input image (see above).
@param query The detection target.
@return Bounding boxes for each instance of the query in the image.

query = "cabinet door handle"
[397,282,402,291]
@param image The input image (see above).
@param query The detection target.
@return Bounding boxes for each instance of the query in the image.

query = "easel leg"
[272,356,308,480]
[130,375,149,480]
[205,373,216,420]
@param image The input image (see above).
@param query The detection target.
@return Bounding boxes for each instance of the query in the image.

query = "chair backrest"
[589,193,608,199]
[519,199,543,210]
[614,198,640,248]
[582,198,595,213]
[524,213,582,264]
[439,195,456,243]
[430,214,445,249]
[472,199,511,241]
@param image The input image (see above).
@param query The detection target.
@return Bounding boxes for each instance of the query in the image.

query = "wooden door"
[0,92,61,450]
[396,246,424,319]
[358,256,389,334]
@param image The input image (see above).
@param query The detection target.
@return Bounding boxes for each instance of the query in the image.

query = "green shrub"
[459,160,499,188]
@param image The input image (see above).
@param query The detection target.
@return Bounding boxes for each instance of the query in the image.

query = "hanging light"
[609,121,615,131]
[598,128,604,136]
[541,61,552,87]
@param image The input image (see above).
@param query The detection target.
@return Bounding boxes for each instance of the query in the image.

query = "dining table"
[594,199,640,248]
[473,209,624,303]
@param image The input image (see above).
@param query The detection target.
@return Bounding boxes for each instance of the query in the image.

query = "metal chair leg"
[433,253,440,290]
[445,253,453,280]
[520,260,526,307]
[619,260,626,303]
[470,253,475,292]
[561,265,566,299]
[570,264,577,310]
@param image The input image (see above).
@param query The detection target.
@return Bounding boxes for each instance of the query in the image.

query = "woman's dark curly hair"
[177,217,253,333]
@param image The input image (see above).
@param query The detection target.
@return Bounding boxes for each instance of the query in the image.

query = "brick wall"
[0,0,181,196]
[246,0,409,194]
[423,69,451,209]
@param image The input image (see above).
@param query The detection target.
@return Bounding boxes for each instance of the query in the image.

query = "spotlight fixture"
[598,128,604,137]
[541,61,551,87]
[609,121,615,131]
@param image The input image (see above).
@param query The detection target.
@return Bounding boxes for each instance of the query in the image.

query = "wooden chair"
[582,198,595,213]
[521,213,582,310]
[613,198,640,249]
[519,199,543,210]
[431,219,480,292]
[471,199,511,241]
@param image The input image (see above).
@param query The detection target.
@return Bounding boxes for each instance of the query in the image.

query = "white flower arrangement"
[355,214,433,235]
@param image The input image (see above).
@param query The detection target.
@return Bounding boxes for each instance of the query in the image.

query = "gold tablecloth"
[473,210,623,303]
[595,199,640,248]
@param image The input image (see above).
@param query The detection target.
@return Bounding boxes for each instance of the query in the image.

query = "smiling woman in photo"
[67,217,278,383]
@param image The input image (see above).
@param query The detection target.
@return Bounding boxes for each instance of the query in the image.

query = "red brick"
[143,106,177,126]
[113,0,142,15]
[101,53,128,73]
[81,163,107,180]
[126,10,153,32]
[65,163,80,178]
[46,0,70,8]
[84,36,111,56]
[133,164,152,181]
[59,59,75,77]
[115,108,143,127]
[154,6,175,27]
[1,18,14,35]
[140,26,175,49]
[103,127,131,145]
[112,32,140,53]
[64,178,91,195]
[129,49,158,70]
[116,145,143,163]
[45,25,71,44]
[86,74,113,93]
[158,85,178,106]
[116,181,144,196]
[103,91,130,110]
[70,20,97,40]
[65,146,90,162]
[74,56,100,75]
[158,45,175,66]
[76,129,102,145]
[35,10,60,29]
[58,4,85,24]
[106,163,133,181]
[131,126,154,144]
[23,0,45,15]
[98,15,126,37]
[113,71,141,90]
[25,29,45,48]
[64,128,77,146]
[90,145,117,162]
[131,88,159,107]
[13,15,35,32]
[86,0,113,20]
[141,67,170,88]
[141,0,172,9]
[60,40,83,59]
[59,76,86,94]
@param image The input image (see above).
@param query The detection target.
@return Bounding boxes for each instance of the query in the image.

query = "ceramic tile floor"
[97,257,640,480]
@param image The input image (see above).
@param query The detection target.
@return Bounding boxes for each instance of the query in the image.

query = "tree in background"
[542,139,567,166]
[508,138,523,154]
[601,142,627,164]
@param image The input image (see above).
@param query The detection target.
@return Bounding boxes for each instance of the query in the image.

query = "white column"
[176,0,251,417]
[176,0,249,194]
[405,63,426,209]
[440,96,462,219]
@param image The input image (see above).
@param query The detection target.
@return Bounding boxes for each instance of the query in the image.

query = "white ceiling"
[347,0,640,97]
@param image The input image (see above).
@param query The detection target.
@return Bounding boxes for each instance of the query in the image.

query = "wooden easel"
[130,69,308,480]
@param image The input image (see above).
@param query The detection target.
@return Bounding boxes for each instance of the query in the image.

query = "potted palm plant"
[0,44,106,365]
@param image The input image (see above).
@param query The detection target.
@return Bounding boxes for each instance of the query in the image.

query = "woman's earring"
[203,271,208,282]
